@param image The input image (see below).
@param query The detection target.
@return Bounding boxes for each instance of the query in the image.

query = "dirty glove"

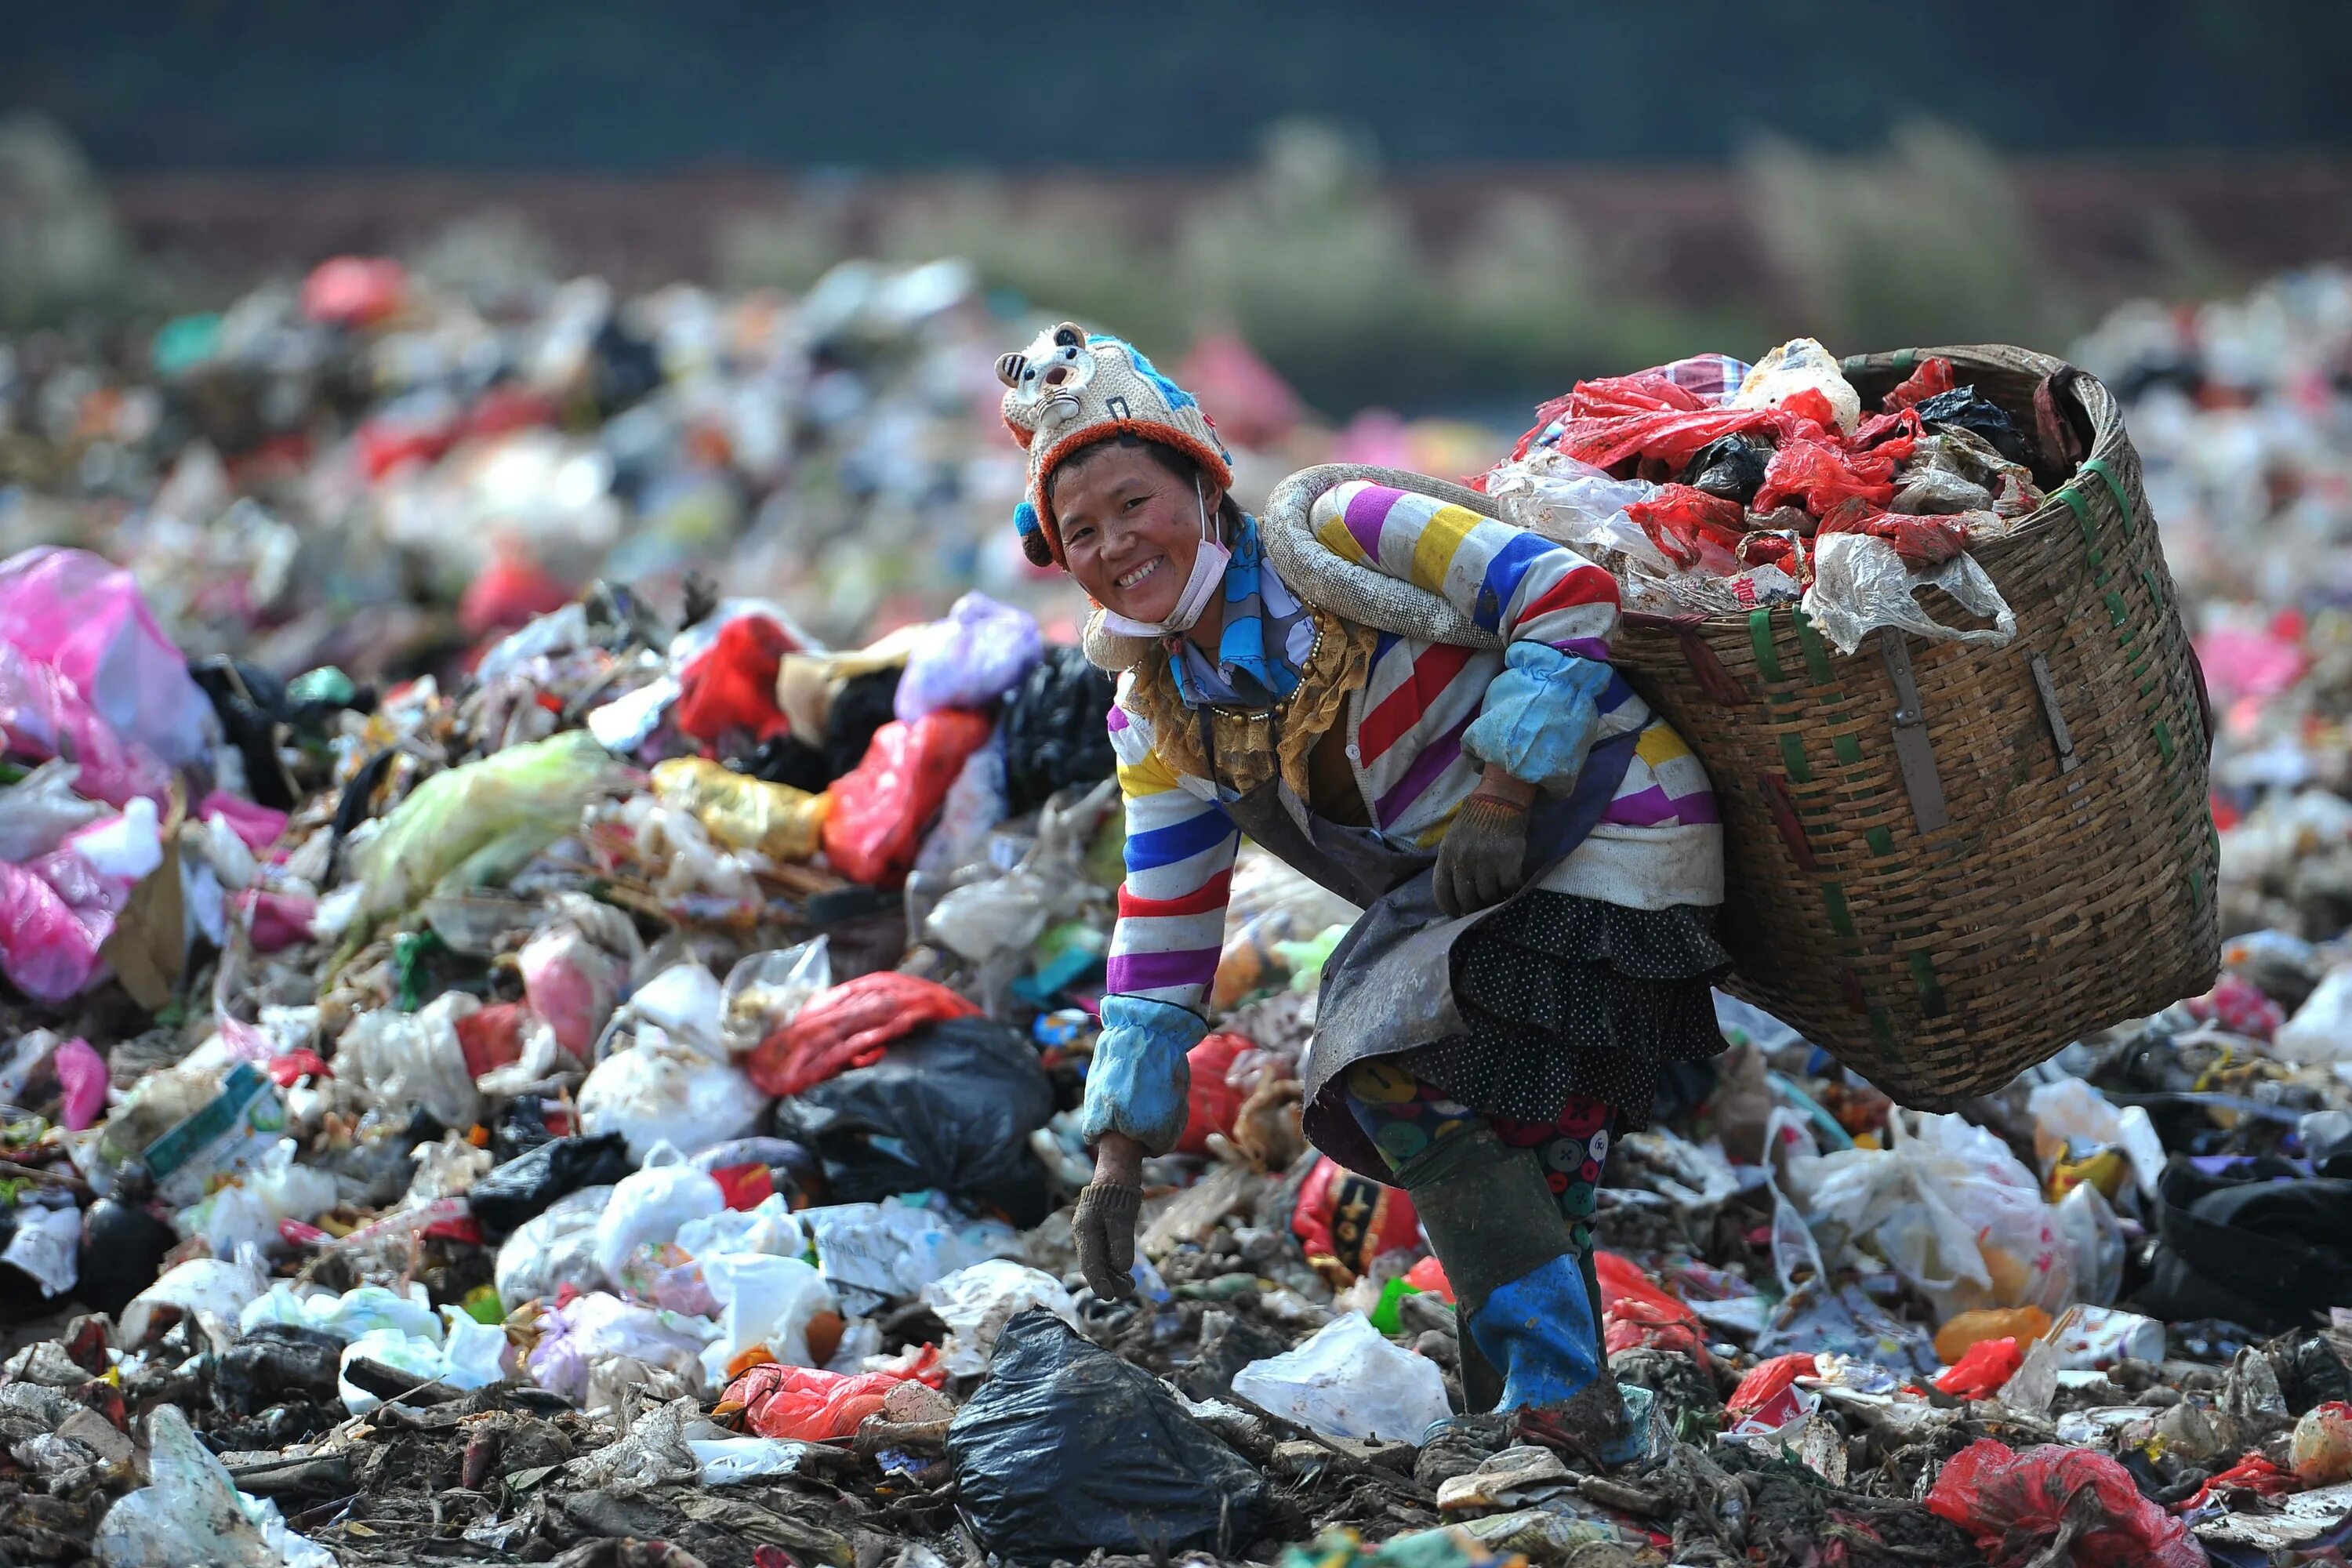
[1433,790,1531,917]
[1072,1178,1143,1300]
[1078,995,1205,1156]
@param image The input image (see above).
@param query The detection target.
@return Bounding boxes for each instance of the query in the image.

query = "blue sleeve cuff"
[1461,643,1610,794]
[1080,994,1207,1156]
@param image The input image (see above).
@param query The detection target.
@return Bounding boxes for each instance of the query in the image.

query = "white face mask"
[1094,477,1230,638]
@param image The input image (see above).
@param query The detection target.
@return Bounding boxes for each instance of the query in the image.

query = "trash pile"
[1480,338,2045,653]
[2,263,2352,1568]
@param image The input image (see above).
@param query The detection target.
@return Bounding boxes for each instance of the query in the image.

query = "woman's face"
[1053,445,1223,624]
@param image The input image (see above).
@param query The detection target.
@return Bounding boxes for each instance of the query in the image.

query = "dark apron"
[1197,708,1639,1180]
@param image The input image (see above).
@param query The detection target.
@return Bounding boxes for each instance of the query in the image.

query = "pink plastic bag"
[0,548,212,767]
[520,926,626,1058]
[197,793,289,852]
[1926,1440,2203,1568]
[0,642,170,807]
[51,1038,107,1131]
[0,859,106,1003]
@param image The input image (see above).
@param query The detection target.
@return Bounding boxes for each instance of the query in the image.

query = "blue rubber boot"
[1463,1250,1605,1412]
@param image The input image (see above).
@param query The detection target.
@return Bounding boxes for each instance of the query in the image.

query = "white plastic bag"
[95,1405,332,1568]
[1730,337,1862,434]
[118,1246,269,1348]
[2275,966,2352,1065]
[1230,1312,1452,1442]
[804,1202,1022,1316]
[720,937,831,1054]
[578,1025,764,1160]
[1802,532,2018,657]
[495,1185,614,1306]
[920,1259,1078,1376]
[626,963,728,1057]
[2056,1181,2126,1307]
[2025,1076,2166,1198]
[0,760,107,862]
[593,1143,727,1282]
[175,1139,339,1255]
[526,1290,713,1402]
[1789,1110,2071,1323]
[336,1307,509,1413]
[697,1253,836,1385]
[240,1281,440,1342]
[338,993,482,1131]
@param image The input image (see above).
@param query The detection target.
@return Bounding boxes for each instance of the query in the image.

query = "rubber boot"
[1388,1122,1603,1435]
[1467,1250,1603,1410]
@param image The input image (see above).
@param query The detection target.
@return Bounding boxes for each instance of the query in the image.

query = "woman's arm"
[1081,700,1241,1155]
[1315,481,1630,797]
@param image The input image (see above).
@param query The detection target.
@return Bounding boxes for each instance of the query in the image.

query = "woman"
[997,323,1728,1445]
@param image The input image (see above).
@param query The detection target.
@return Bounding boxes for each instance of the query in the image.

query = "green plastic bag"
[356,732,621,923]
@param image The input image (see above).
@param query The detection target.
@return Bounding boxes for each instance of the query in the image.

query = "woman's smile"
[1114,556,1166,590]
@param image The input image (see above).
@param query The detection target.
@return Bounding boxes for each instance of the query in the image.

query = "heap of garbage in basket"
[0,260,2350,1566]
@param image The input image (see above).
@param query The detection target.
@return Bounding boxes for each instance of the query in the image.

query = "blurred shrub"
[0,114,147,328]
[1740,119,2080,352]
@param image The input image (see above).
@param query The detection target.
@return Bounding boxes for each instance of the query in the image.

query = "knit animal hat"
[998,322,1233,568]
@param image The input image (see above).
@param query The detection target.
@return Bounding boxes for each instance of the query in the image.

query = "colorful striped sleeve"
[1311,481,1620,657]
[1103,695,1237,1014]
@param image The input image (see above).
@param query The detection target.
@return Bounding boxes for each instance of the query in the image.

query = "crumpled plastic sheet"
[1802,530,2019,656]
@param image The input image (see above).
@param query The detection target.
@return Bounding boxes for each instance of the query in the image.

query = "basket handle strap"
[1622,612,1751,706]
[1759,772,1817,873]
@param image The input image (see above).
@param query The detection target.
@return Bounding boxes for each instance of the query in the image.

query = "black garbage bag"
[77,1192,178,1316]
[824,666,903,783]
[1679,434,1771,505]
[733,733,833,796]
[1912,385,2034,467]
[466,1134,637,1243]
[2131,1158,2352,1332]
[216,1323,343,1414]
[948,1310,1268,1564]
[768,1016,1054,1225]
[1000,645,1117,816]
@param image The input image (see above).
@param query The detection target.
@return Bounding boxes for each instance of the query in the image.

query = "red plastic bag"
[1176,1033,1254,1156]
[1727,1353,1818,1418]
[1816,499,1971,568]
[1526,396,1795,474]
[1935,1337,2024,1399]
[1926,1440,2204,1568]
[821,709,994,887]
[676,615,799,745]
[1596,1250,1709,1365]
[1752,436,1906,515]
[1622,485,1749,572]
[302,256,406,327]
[1291,1155,1421,1287]
[720,1348,943,1442]
[453,1001,532,1079]
[745,971,981,1097]
[459,553,574,640]
[1883,357,1958,412]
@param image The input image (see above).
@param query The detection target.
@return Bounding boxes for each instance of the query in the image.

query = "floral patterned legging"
[1341,1058,1614,1255]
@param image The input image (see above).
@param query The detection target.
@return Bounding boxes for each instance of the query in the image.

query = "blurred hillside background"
[6,0,2352,415]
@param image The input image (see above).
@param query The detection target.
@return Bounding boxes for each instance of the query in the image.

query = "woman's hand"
[1433,765,1537,917]
[1073,1131,1146,1299]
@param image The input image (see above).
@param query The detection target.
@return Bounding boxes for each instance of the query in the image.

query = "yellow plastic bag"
[650,758,829,862]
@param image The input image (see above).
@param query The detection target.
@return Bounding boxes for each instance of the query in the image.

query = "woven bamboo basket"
[1603,344,2218,1107]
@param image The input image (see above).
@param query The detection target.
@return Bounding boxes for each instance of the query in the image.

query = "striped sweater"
[1104,481,1722,1015]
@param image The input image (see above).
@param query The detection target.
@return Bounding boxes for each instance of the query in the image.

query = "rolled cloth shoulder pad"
[1080,463,1504,674]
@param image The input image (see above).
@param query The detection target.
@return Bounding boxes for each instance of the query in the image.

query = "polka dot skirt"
[1399,891,1733,1131]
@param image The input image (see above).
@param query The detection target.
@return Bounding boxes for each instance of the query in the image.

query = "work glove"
[1072,1176,1143,1300]
[1433,790,1532,917]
